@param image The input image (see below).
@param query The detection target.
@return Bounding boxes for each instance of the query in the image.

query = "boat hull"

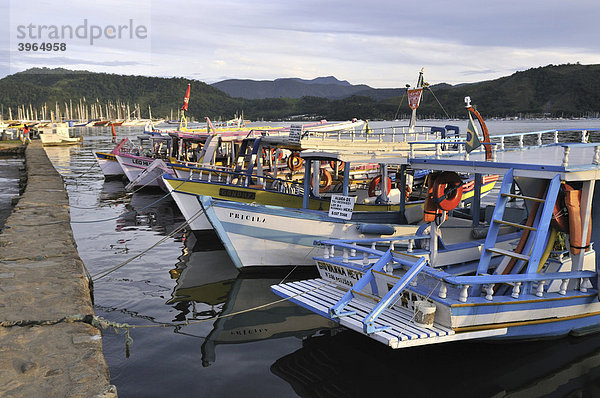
[116,154,173,188]
[199,196,419,270]
[94,152,124,177]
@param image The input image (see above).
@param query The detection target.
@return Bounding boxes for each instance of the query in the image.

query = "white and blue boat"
[272,130,600,348]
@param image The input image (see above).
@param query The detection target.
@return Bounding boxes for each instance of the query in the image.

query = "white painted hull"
[94,153,123,176]
[40,133,81,146]
[116,154,172,188]
[166,187,213,232]
[201,198,418,269]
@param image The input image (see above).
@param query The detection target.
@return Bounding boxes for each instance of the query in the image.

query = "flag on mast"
[466,112,482,153]
[181,84,191,112]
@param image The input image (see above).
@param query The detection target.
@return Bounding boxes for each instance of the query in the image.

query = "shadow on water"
[167,240,335,368]
[272,329,600,398]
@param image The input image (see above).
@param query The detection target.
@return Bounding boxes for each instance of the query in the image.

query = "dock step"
[272,279,507,349]
[501,193,545,203]
[487,247,530,262]
[493,219,537,231]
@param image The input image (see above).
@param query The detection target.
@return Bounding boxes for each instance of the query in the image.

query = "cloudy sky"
[2,0,599,87]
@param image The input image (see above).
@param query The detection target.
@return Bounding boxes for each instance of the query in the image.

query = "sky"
[1,0,600,88]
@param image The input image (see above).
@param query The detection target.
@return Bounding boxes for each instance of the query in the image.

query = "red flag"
[181,84,191,111]
[407,88,423,110]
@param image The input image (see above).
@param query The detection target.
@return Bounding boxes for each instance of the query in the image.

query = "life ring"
[311,168,332,193]
[368,175,392,197]
[329,160,345,172]
[432,171,463,211]
[287,152,304,171]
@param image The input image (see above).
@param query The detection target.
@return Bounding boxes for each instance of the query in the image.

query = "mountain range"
[1,63,599,120]
[211,76,405,100]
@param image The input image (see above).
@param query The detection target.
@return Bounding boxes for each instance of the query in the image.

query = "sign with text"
[288,124,303,143]
[328,194,356,220]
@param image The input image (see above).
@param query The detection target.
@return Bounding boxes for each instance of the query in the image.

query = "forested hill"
[1,64,599,121]
[211,76,404,100]
[404,63,600,118]
[0,68,243,120]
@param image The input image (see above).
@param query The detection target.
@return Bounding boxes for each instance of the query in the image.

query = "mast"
[464,96,492,161]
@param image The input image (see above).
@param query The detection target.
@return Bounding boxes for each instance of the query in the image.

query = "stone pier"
[0,141,116,397]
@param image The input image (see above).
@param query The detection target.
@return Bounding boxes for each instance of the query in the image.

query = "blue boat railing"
[314,237,597,308]
[170,165,305,195]
[300,124,460,145]
[407,128,600,163]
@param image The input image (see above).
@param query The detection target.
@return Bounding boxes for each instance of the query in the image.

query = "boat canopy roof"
[410,142,600,181]
[299,150,409,165]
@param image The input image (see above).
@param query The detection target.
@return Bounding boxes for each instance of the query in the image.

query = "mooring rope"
[0,280,334,358]
[91,204,208,281]
[12,178,187,226]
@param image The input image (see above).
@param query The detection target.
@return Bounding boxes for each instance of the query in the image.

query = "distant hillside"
[212,76,407,100]
[0,67,242,120]
[391,63,600,118]
[212,76,371,99]
[1,64,599,121]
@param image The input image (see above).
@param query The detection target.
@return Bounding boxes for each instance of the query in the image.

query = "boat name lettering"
[132,158,151,166]
[219,188,256,200]
[316,261,362,281]
[229,328,268,336]
[228,212,266,223]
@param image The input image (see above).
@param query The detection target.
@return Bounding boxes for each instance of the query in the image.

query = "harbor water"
[41,119,600,397]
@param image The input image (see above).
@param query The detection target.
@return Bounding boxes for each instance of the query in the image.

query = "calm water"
[42,120,600,398]
[0,157,23,228]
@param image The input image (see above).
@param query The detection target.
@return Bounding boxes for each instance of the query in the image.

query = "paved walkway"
[0,141,116,397]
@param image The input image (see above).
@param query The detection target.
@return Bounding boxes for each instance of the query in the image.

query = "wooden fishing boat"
[39,122,82,146]
[272,126,600,348]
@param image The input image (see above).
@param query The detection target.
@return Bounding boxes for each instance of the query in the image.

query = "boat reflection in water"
[167,244,337,367]
[272,329,600,397]
[113,188,185,237]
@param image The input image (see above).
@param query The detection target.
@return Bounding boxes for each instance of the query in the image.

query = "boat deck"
[272,278,507,348]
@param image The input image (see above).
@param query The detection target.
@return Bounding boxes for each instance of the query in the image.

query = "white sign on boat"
[288,124,303,144]
[328,194,356,220]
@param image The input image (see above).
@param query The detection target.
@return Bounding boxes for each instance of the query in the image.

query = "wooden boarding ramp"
[272,279,507,349]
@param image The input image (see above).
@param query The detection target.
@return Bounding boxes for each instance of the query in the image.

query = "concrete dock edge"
[0,141,116,397]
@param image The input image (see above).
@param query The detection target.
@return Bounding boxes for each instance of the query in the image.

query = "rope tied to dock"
[91,204,209,281]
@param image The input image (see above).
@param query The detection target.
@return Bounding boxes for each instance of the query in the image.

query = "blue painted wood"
[243,137,263,178]
[329,250,392,318]
[363,256,428,334]
[525,175,561,274]
[302,158,311,209]
[446,270,596,285]
[233,139,250,173]
[476,169,514,276]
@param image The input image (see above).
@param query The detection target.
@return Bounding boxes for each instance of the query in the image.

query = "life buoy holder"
[287,152,304,171]
[368,175,392,197]
[263,148,284,163]
[423,174,439,222]
[551,183,571,233]
[311,168,333,193]
[329,160,345,172]
[432,172,463,211]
